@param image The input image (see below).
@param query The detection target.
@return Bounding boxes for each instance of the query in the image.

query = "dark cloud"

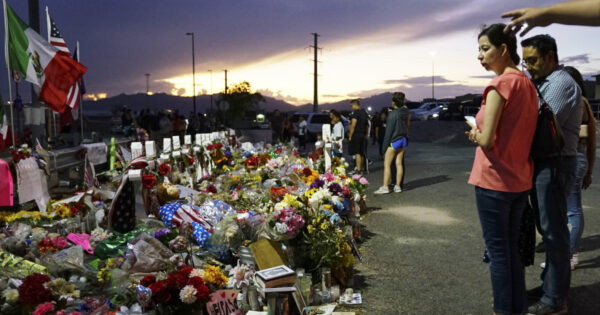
[0,0,559,103]
[383,76,451,85]
[560,54,590,64]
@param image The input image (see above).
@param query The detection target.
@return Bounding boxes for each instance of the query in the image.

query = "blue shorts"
[390,137,408,151]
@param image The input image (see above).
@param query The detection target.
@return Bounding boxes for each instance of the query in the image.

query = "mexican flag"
[4,1,87,113]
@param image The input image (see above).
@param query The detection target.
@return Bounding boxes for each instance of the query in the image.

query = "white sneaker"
[571,253,578,270]
[571,252,579,265]
[541,261,576,270]
[373,186,390,195]
[393,185,402,193]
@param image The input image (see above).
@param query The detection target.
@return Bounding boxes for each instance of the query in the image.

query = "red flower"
[188,156,195,164]
[142,173,157,189]
[207,144,215,151]
[215,143,223,149]
[207,184,217,194]
[149,281,172,304]
[245,156,259,168]
[167,272,187,290]
[178,266,194,278]
[18,273,53,305]
[158,163,171,175]
[33,302,54,315]
[188,277,210,300]
[140,275,156,287]
[302,167,313,177]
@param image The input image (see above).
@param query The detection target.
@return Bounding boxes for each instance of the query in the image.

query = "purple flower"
[310,178,325,189]
[328,183,343,196]
[154,228,170,239]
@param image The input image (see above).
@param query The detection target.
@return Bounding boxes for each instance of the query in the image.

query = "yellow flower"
[307,225,315,234]
[320,221,328,230]
[254,175,262,182]
[203,265,229,287]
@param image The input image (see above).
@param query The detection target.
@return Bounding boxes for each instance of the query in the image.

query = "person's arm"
[502,0,600,36]
[349,118,357,140]
[583,98,596,189]
[382,112,396,151]
[466,89,504,150]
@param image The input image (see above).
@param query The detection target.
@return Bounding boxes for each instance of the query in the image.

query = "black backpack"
[530,86,564,159]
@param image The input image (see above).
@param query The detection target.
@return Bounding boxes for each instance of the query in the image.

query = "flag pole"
[3,0,16,148]
[77,41,83,143]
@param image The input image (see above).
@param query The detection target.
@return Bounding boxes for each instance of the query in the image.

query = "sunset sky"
[2,0,599,106]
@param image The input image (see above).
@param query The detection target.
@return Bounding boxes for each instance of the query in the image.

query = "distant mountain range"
[82,91,481,116]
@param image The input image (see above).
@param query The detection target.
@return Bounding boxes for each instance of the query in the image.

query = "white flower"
[275,222,289,234]
[180,285,198,304]
[190,268,205,278]
[2,289,19,303]
[274,201,287,212]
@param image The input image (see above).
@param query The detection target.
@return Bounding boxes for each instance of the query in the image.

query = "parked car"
[439,102,465,121]
[410,102,448,120]
[291,112,349,141]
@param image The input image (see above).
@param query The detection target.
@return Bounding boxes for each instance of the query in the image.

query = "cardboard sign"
[131,142,143,159]
[163,138,172,152]
[145,141,156,158]
[184,135,192,145]
[172,136,181,150]
[206,290,241,315]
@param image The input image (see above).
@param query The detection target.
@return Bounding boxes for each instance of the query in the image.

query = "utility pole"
[29,0,47,146]
[223,69,228,94]
[310,33,320,112]
[145,73,150,94]
[208,70,213,113]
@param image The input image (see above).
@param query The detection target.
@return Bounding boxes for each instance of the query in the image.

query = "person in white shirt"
[329,110,345,157]
[297,115,308,150]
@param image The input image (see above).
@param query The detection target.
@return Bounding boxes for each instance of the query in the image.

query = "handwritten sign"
[206,290,241,315]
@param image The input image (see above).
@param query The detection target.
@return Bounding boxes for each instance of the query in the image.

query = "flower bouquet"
[260,206,305,241]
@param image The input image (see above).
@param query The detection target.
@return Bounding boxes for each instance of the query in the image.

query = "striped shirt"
[535,67,583,157]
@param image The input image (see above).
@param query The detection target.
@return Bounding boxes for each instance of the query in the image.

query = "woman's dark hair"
[330,109,341,120]
[563,66,587,98]
[478,23,520,66]
[392,92,405,107]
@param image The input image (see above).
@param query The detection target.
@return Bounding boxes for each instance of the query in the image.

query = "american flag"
[46,7,81,110]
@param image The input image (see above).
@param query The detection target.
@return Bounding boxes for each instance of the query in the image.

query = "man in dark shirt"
[348,99,369,173]
[270,109,283,144]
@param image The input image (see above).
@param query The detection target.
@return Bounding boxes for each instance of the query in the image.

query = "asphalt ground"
[354,137,600,314]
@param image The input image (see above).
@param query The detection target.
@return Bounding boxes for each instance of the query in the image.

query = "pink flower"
[33,302,54,315]
[352,174,361,180]
[53,236,68,249]
[325,172,335,182]
[359,177,369,185]
[55,311,66,315]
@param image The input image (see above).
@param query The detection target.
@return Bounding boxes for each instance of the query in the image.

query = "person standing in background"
[297,115,308,151]
[348,99,369,174]
[562,66,596,270]
[374,92,410,194]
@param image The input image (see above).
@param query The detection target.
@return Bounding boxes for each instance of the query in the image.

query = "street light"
[186,32,196,115]
[429,50,437,100]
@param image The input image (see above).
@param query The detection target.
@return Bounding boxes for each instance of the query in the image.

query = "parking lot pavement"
[354,140,600,314]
